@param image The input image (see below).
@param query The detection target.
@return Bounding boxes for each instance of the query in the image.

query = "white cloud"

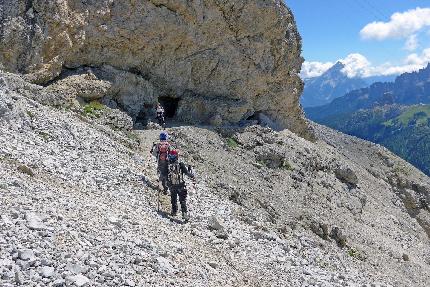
[300,61,334,78]
[404,34,419,51]
[340,54,371,78]
[360,7,430,40]
[301,49,430,79]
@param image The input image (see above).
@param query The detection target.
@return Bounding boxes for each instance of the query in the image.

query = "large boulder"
[0,0,311,139]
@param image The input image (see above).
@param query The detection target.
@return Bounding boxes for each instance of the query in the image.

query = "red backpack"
[158,142,170,161]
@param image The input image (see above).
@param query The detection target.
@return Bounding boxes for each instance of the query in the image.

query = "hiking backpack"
[158,142,169,161]
[168,162,183,185]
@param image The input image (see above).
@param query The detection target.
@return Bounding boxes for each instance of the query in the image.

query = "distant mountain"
[305,63,430,176]
[301,62,368,108]
[316,104,430,175]
[306,64,430,121]
[363,75,396,85]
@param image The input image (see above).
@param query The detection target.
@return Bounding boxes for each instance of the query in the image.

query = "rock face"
[0,0,309,138]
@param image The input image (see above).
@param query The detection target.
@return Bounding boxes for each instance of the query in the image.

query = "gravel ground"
[1,74,430,286]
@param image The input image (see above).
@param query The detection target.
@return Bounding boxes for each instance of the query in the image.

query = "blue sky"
[286,0,430,78]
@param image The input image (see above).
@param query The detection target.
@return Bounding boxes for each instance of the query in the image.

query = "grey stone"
[154,257,176,274]
[25,212,47,230]
[334,167,359,186]
[40,266,55,278]
[108,216,122,228]
[52,279,66,287]
[67,274,90,287]
[18,249,35,261]
[14,269,25,285]
[125,279,136,287]
[65,263,88,275]
[208,216,224,231]
[208,261,219,269]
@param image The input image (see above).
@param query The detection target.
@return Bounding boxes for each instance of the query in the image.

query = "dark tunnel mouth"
[246,111,263,123]
[158,96,181,118]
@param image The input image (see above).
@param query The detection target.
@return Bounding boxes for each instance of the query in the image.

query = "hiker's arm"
[150,143,157,156]
[180,162,195,179]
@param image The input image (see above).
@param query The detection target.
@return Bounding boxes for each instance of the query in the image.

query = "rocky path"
[2,84,429,286]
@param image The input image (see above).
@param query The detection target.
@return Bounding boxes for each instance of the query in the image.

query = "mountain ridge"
[305,63,430,121]
[301,62,369,108]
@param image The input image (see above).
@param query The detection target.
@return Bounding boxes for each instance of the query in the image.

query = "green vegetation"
[126,131,140,143]
[83,101,105,117]
[318,104,430,176]
[347,247,365,261]
[17,164,34,177]
[26,110,35,119]
[38,131,52,142]
[393,164,411,176]
[226,137,239,149]
[384,105,430,127]
[281,159,294,171]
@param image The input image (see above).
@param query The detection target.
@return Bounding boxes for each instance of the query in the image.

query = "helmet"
[159,131,168,141]
[168,150,178,162]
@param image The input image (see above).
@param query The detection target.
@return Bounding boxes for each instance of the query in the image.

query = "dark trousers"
[170,184,187,213]
[158,161,168,191]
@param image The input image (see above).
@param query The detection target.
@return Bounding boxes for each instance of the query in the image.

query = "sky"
[286,0,430,78]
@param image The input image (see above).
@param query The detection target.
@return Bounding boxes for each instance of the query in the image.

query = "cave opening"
[245,111,279,130]
[158,96,180,118]
[246,112,262,123]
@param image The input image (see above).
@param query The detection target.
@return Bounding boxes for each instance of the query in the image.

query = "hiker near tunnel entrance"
[155,103,166,128]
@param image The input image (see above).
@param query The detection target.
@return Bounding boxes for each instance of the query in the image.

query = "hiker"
[155,103,166,128]
[150,131,171,194]
[167,149,195,221]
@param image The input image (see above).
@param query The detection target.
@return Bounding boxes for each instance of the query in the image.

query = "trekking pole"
[157,187,161,212]
[156,167,161,212]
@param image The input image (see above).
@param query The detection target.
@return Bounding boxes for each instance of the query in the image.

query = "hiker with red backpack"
[166,149,195,221]
[150,131,171,194]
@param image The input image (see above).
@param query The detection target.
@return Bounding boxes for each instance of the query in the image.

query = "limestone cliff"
[0,0,311,137]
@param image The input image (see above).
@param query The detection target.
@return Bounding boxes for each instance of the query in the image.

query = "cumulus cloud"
[404,34,419,51]
[301,49,430,79]
[360,7,430,40]
[340,54,371,78]
[300,61,334,78]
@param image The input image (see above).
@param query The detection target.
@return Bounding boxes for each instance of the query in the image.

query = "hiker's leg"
[159,161,169,192]
[160,174,168,192]
[170,188,178,214]
[178,187,188,213]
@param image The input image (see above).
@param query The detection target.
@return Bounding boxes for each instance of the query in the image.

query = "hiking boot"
[170,210,177,217]
[182,212,189,221]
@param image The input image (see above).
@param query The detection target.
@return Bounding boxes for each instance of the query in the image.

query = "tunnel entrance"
[246,111,279,130]
[158,96,180,118]
[246,112,262,123]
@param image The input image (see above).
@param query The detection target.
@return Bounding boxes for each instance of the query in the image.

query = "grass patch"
[226,137,239,149]
[26,110,35,119]
[347,247,365,261]
[393,164,411,176]
[126,131,140,142]
[17,164,34,177]
[384,105,430,127]
[281,159,294,171]
[83,101,105,118]
[38,131,51,142]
